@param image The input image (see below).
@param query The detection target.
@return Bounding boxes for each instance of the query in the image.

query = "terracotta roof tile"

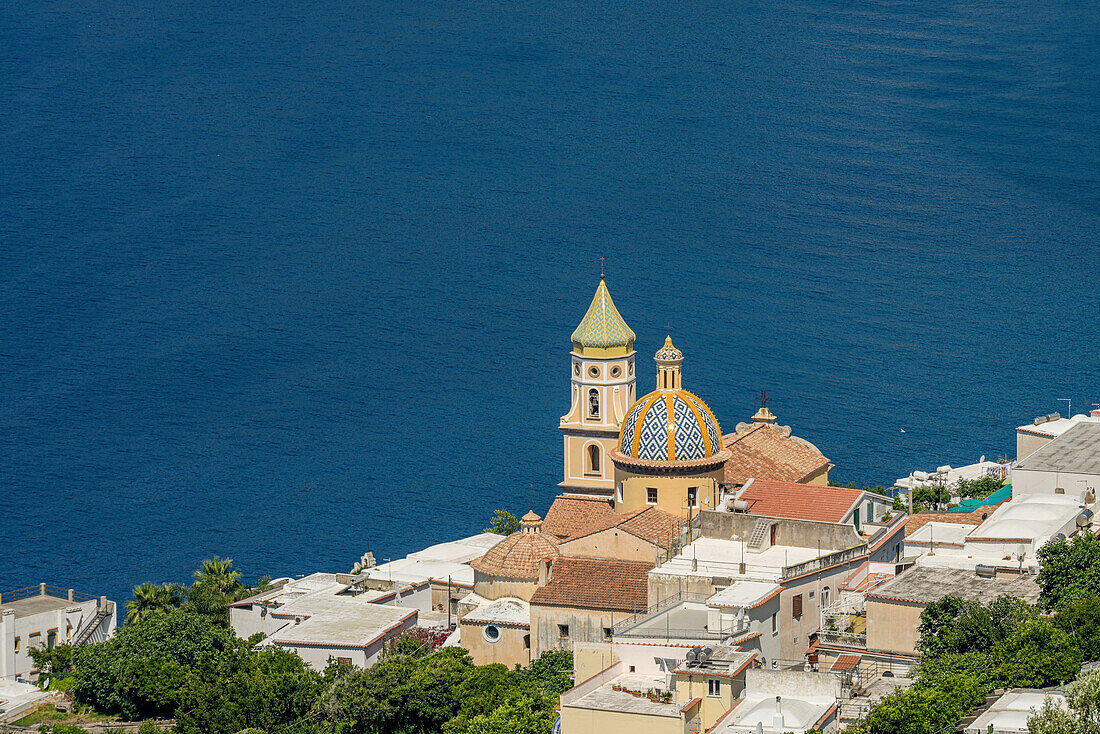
[830,654,862,672]
[563,506,684,550]
[529,557,652,612]
[723,424,831,484]
[542,495,617,540]
[738,480,864,524]
[469,531,561,579]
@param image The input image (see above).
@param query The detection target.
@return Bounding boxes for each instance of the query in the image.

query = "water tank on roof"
[975,565,996,578]
[1078,509,1094,528]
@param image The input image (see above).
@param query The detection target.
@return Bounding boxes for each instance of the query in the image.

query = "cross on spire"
[755,390,772,410]
[599,256,605,279]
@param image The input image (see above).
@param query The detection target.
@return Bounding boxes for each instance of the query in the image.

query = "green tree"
[1028,667,1100,734]
[321,646,474,733]
[193,556,243,596]
[1053,597,1100,660]
[453,691,558,734]
[954,476,1004,499]
[484,510,521,536]
[28,643,77,675]
[519,650,573,696]
[1038,533,1100,611]
[70,608,322,731]
[993,618,1082,688]
[124,582,186,625]
[918,595,1035,657]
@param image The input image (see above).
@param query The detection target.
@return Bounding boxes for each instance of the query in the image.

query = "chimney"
[773,696,784,732]
[538,559,553,587]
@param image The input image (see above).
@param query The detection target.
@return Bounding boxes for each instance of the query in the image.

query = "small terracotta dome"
[470,526,561,580]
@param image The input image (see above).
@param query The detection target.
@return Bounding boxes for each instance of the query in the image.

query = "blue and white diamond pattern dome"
[619,390,723,462]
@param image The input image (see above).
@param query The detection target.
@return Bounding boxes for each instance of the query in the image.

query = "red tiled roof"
[563,506,684,550]
[529,557,652,612]
[723,424,831,485]
[738,480,864,524]
[830,654,862,672]
[470,531,561,579]
[542,495,617,540]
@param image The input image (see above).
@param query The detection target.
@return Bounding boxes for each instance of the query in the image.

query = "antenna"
[1058,398,1072,418]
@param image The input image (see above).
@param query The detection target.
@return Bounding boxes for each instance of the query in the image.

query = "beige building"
[560,277,638,497]
[529,556,651,657]
[610,337,731,519]
[461,511,561,666]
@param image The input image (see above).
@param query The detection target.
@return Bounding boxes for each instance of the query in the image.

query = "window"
[523,634,531,650]
[611,365,622,378]
[337,657,352,666]
[822,587,830,606]
[587,443,601,475]
[629,665,636,673]
[47,630,57,649]
[771,612,778,635]
[617,483,624,503]
[646,488,658,505]
[588,388,600,419]
[574,363,580,376]
[707,679,721,697]
[809,590,815,599]
[558,624,570,638]
[687,487,698,508]
[13,637,19,653]
[588,365,600,378]
[603,627,613,641]
[792,594,803,619]
[483,625,501,643]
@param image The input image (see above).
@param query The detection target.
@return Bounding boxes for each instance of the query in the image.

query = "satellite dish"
[980,455,986,463]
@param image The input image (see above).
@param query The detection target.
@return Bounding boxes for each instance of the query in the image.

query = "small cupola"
[520,510,543,533]
[654,336,683,390]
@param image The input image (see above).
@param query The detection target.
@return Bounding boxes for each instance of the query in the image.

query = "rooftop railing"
[611,591,712,635]
[0,583,97,605]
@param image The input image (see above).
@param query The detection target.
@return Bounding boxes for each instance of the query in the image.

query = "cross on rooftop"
[599,256,605,278]
[755,390,772,410]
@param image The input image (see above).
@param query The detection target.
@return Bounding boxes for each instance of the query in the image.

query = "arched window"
[587,443,601,475]
[822,587,830,607]
[588,388,600,419]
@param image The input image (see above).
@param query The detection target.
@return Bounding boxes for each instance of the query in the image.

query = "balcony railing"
[817,630,867,647]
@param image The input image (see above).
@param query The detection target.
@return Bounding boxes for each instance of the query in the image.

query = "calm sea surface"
[2,0,1099,606]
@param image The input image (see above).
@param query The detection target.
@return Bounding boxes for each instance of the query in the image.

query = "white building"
[354,533,502,590]
[1012,422,1100,499]
[230,573,421,670]
[964,689,1066,734]
[1016,408,1100,461]
[712,669,841,733]
[0,584,116,682]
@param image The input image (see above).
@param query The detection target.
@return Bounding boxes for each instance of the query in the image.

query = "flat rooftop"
[564,673,679,718]
[0,593,74,620]
[355,533,502,587]
[905,522,973,546]
[1016,422,1100,474]
[965,494,1081,542]
[654,538,835,581]
[673,646,756,675]
[867,566,1040,606]
[707,581,782,609]
[267,590,416,647]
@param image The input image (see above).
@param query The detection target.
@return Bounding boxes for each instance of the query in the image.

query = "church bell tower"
[559,276,637,497]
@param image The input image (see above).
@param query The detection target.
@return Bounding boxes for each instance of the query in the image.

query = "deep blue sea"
[2,0,1099,607]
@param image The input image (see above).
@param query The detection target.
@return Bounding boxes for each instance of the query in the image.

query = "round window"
[628,360,634,375]
[588,366,600,378]
[573,363,580,376]
[483,625,501,643]
[611,366,622,378]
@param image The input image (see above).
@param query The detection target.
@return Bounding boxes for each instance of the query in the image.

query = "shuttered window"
[792,594,803,618]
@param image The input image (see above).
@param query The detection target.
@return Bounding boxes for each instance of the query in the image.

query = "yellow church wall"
[572,642,620,682]
[559,527,661,563]
[614,471,724,519]
[472,573,539,603]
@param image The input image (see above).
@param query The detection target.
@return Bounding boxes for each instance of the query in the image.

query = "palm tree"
[125,582,186,625]
[193,556,243,596]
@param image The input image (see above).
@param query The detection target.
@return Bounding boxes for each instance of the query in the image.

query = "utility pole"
[1058,398,1072,419]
